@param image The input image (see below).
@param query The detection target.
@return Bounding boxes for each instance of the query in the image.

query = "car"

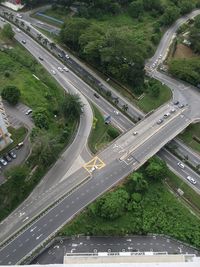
[157,119,163,125]
[26,109,32,115]
[186,176,197,185]
[58,67,63,72]
[65,54,70,59]
[113,110,119,115]
[152,63,155,68]
[58,53,63,58]
[16,14,22,18]
[173,100,179,105]
[0,157,7,166]
[9,150,16,159]
[51,70,56,75]
[177,162,185,169]
[4,154,12,162]
[16,28,21,32]
[178,103,184,108]
[38,56,44,61]
[1,18,5,22]
[63,67,69,72]
[16,142,24,149]
[22,40,26,44]
[133,131,138,136]
[159,54,162,59]
[170,108,176,113]
[163,113,170,119]
[94,93,100,98]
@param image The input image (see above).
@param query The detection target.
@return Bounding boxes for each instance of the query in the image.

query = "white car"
[133,131,138,136]
[0,158,7,166]
[16,14,22,18]
[159,54,162,59]
[163,113,170,119]
[65,54,70,59]
[16,28,21,33]
[58,67,63,72]
[186,176,197,185]
[51,70,56,75]
[177,162,185,169]
[63,66,69,72]
[26,109,32,115]
[113,110,119,115]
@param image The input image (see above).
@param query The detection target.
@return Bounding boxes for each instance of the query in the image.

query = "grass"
[137,84,172,113]
[179,123,200,154]
[88,105,120,154]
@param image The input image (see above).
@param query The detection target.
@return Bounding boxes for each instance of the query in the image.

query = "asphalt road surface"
[31,236,200,264]
[0,7,200,265]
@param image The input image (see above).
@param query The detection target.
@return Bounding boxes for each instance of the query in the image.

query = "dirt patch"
[173,44,198,59]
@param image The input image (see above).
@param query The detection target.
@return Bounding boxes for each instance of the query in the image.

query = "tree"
[62,94,83,119]
[96,188,129,220]
[129,172,148,192]
[2,23,15,40]
[129,0,143,18]
[161,6,180,26]
[145,157,168,180]
[32,107,49,129]
[31,134,58,167]
[1,85,20,105]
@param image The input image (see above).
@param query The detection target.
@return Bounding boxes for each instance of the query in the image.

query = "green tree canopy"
[62,94,83,120]
[2,23,15,40]
[1,85,21,105]
[145,157,168,180]
[32,107,49,129]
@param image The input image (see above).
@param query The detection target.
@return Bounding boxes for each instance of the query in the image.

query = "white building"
[1,0,24,11]
[0,98,12,151]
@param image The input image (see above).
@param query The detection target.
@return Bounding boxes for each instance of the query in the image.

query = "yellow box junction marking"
[83,156,105,173]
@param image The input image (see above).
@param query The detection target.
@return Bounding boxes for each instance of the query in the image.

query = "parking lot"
[0,102,34,184]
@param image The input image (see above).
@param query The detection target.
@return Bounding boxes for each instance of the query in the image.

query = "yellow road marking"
[83,156,105,173]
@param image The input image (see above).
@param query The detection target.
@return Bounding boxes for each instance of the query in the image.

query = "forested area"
[58,0,199,94]
[61,157,200,248]
[169,15,200,86]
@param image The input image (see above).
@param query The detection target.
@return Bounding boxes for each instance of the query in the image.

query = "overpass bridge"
[0,100,193,265]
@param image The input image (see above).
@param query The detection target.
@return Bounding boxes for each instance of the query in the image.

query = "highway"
[0,101,193,264]
[159,149,200,192]
[0,7,200,264]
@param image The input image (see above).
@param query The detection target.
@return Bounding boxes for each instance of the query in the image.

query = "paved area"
[31,236,200,264]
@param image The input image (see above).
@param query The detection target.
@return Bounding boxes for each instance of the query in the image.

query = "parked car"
[9,150,16,159]
[163,113,170,119]
[38,56,44,61]
[58,53,63,58]
[4,154,12,162]
[26,109,32,115]
[0,158,7,166]
[65,54,70,59]
[51,70,56,75]
[22,40,26,44]
[16,142,24,149]
[58,67,63,72]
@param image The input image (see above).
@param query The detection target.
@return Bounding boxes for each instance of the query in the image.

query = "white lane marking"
[30,226,37,232]
[22,216,29,222]
[36,234,43,240]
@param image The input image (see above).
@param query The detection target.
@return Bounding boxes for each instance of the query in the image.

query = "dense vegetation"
[60,157,200,248]
[58,0,199,95]
[169,14,200,86]
[0,32,82,221]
